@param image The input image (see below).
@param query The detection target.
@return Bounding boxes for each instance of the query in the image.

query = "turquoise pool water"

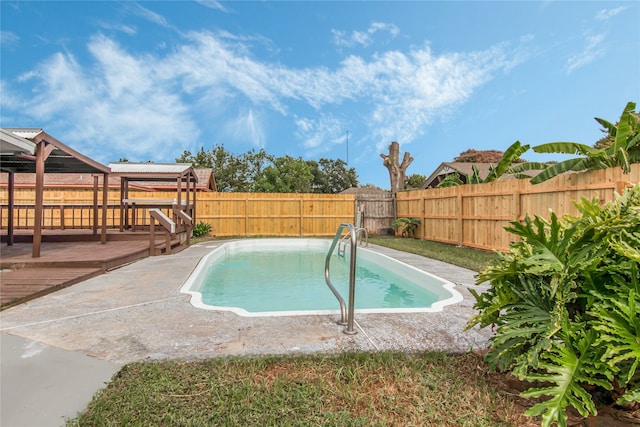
[181,239,462,316]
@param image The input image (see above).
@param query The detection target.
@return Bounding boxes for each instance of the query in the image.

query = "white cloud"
[195,0,228,12]
[97,21,137,36]
[0,31,20,50]
[3,26,519,163]
[595,6,627,21]
[223,109,265,148]
[565,32,605,74]
[130,2,171,28]
[332,22,400,48]
[294,114,344,155]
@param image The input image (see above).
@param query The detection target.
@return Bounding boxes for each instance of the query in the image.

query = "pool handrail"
[325,223,358,334]
[338,227,368,257]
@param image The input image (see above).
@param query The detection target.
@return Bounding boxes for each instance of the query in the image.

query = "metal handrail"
[325,223,358,334]
[338,227,368,257]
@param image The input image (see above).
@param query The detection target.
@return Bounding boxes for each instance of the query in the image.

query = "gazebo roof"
[108,162,198,183]
[1,128,110,174]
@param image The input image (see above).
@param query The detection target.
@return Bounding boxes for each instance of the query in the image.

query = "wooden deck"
[0,230,182,309]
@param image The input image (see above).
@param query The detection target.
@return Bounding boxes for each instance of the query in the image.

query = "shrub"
[192,221,212,238]
[467,184,640,426]
[392,217,421,238]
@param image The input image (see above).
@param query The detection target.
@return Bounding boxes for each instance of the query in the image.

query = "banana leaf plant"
[466,140,547,184]
[392,217,421,238]
[531,101,639,184]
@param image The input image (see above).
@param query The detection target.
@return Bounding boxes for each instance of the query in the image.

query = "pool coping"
[180,238,464,317]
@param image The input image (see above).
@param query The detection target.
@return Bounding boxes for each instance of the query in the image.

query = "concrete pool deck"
[1,240,493,425]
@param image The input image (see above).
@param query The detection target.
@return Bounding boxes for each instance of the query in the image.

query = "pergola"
[108,162,198,231]
[0,128,110,257]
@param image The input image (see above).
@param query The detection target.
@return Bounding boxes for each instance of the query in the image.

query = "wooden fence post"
[456,187,463,247]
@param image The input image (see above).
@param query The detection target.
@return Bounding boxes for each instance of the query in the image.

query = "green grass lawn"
[368,236,498,272]
[69,352,538,426]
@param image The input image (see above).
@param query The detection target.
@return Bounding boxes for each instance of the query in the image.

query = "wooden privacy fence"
[354,193,395,235]
[0,189,356,237]
[396,164,640,252]
[2,164,639,248]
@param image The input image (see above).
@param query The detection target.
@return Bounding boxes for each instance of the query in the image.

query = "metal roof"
[1,128,36,155]
[7,128,44,140]
[109,162,193,174]
[0,128,110,174]
[108,162,198,183]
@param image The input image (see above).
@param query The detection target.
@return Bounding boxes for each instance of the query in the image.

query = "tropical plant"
[404,173,427,190]
[392,217,421,238]
[467,184,640,426]
[436,172,464,188]
[442,141,547,186]
[530,101,640,184]
[192,221,212,238]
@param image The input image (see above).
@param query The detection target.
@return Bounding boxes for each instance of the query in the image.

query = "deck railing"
[0,203,189,231]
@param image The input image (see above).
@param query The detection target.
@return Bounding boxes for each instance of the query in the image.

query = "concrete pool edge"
[180,238,465,317]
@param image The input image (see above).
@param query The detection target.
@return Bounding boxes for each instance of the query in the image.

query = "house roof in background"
[421,162,543,189]
[340,186,390,195]
[0,173,150,190]
[0,168,216,191]
[421,162,491,188]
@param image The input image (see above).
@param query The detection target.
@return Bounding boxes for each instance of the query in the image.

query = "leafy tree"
[404,174,426,190]
[307,158,359,193]
[253,155,314,193]
[468,185,640,426]
[178,145,358,193]
[531,101,640,184]
[176,145,273,192]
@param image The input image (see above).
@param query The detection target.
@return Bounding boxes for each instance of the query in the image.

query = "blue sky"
[1,1,638,189]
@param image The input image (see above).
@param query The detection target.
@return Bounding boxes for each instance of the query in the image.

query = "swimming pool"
[181,239,463,316]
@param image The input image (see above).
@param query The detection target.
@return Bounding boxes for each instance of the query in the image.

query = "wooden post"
[191,177,197,223]
[32,142,45,257]
[456,187,463,247]
[149,218,156,256]
[165,230,172,255]
[244,196,249,237]
[119,177,125,232]
[101,173,108,244]
[421,193,426,240]
[7,171,14,246]
[60,205,65,230]
[177,174,183,206]
[92,175,98,235]
[299,197,303,237]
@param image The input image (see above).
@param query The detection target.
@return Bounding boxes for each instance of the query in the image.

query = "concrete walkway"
[1,334,120,427]
[0,240,492,425]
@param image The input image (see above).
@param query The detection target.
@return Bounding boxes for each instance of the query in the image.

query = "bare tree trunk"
[380,141,413,193]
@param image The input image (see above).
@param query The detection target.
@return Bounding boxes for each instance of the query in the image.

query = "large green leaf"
[530,102,638,184]
[591,288,640,388]
[522,328,612,427]
[611,101,636,152]
[532,142,600,156]
[530,158,585,184]
[485,140,530,182]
